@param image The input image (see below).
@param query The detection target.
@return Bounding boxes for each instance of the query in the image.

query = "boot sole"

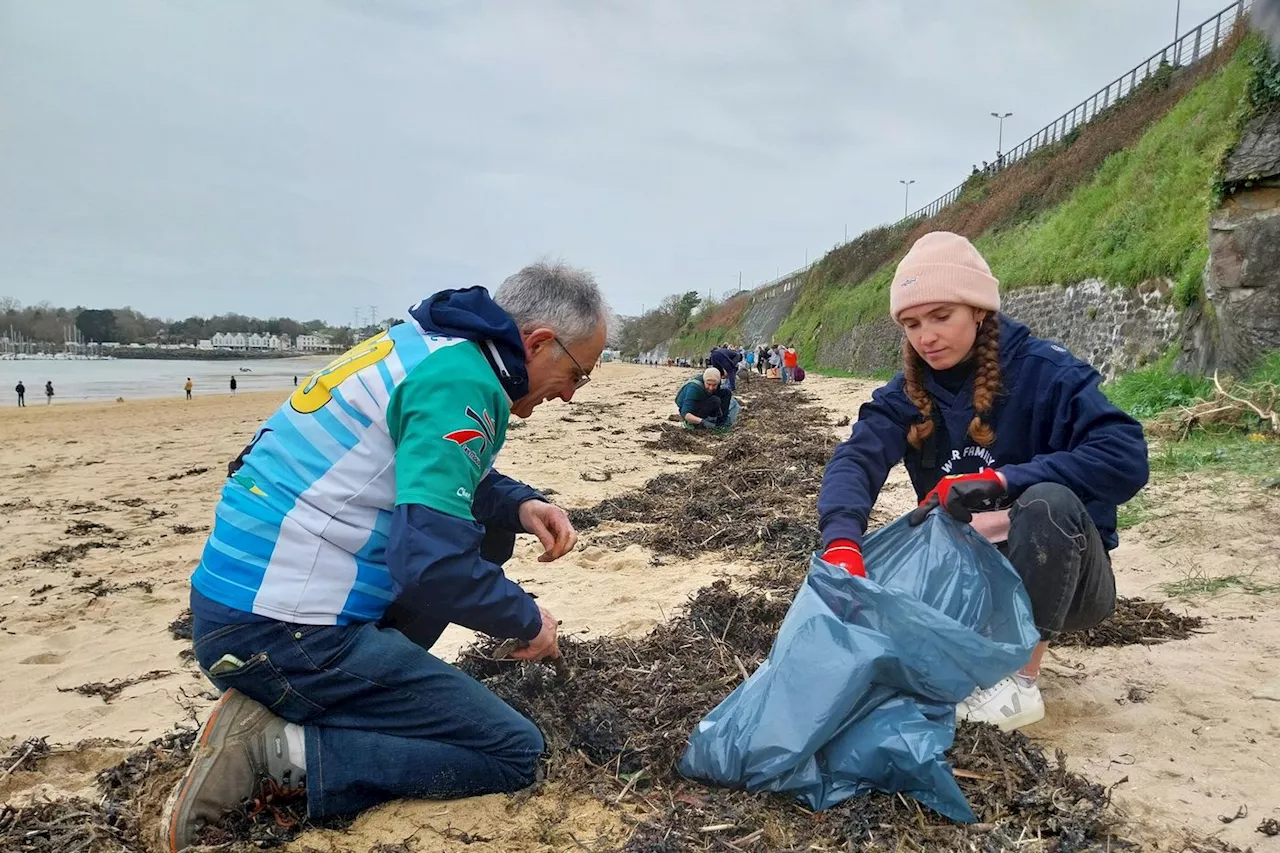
[162,689,248,853]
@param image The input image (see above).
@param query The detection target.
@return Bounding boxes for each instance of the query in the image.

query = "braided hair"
[904,312,1002,450]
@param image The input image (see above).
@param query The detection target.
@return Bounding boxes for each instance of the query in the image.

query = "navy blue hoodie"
[818,316,1147,551]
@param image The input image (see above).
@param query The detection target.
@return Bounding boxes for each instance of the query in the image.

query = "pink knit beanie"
[889,231,1001,322]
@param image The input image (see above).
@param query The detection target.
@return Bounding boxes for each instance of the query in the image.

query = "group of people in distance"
[162,232,1146,851]
[672,340,801,430]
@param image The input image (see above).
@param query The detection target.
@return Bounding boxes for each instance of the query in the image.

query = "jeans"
[191,527,543,819]
[781,366,792,384]
[1003,483,1116,641]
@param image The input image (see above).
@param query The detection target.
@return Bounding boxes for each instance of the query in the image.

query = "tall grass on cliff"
[775,36,1257,371]
[978,39,1258,306]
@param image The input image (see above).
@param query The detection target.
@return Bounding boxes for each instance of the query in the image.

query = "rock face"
[740,274,804,346]
[817,280,1181,381]
[1179,108,1280,376]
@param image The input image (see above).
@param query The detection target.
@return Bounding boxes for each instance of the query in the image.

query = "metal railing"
[895,0,1251,225]
[740,0,1251,299]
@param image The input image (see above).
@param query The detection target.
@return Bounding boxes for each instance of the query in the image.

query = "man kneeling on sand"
[676,367,740,429]
[164,262,609,852]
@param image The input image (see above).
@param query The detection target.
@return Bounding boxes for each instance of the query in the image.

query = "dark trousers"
[688,394,723,423]
[1003,483,1116,641]
[16,394,23,407]
[191,525,542,819]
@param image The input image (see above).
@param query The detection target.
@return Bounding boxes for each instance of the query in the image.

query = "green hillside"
[668,32,1267,370]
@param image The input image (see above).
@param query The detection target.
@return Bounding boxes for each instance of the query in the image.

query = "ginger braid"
[967,313,1001,447]
[903,338,935,450]
[903,312,1002,450]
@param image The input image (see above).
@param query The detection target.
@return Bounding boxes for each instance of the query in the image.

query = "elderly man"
[164,262,609,851]
[676,367,739,429]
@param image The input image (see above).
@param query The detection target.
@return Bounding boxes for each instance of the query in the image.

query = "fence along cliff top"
[749,0,1253,296]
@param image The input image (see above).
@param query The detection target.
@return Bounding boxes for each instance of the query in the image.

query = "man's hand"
[518,500,578,562]
[909,469,1007,525]
[510,605,560,661]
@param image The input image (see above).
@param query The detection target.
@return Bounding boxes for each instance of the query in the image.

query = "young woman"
[817,231,1148,732]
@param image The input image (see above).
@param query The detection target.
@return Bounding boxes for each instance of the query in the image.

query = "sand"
[2,363,1278,850]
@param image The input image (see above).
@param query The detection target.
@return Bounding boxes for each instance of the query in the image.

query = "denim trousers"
[1003,482,1116,641]
[191,527,543,819]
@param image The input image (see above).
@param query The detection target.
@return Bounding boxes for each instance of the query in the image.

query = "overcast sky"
[0,0,1234,323]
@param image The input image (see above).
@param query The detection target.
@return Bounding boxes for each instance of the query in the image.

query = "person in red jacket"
[817,232,1148,732]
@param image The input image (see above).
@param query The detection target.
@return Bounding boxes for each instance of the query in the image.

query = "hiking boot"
[163,689,306,852]
[956,676,1045,732]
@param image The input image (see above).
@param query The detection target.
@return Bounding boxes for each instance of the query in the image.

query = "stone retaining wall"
[816,279,1181,380]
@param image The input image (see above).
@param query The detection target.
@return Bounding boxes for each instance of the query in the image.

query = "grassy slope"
[772,39,1258,370]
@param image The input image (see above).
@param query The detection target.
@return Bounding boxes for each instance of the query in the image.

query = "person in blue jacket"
[163,263,609,851]
[817,232,1148,732]
[709,344,742,392]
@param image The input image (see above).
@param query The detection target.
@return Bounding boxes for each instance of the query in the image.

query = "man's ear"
[522,327,556,356]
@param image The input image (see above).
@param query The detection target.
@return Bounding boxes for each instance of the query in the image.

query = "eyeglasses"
[553,337,591,390]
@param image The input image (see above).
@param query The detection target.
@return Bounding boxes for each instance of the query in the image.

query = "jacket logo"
[443,407,497,469]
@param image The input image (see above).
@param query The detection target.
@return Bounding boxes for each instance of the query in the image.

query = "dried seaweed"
[1057,597,1205,647]
[57,670,174,703]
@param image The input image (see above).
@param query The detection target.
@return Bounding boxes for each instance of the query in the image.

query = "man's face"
[511,321,607,418]
[703,377,720,393]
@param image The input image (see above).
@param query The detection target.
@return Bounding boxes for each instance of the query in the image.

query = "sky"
[0,0,1238,324]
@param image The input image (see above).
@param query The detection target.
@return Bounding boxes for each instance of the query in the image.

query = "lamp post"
[899,179,915,217]
[1173,0,1181,64]
[990,111,1013,162]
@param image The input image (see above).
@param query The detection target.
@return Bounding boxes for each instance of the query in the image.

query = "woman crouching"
[817,231,1149,731]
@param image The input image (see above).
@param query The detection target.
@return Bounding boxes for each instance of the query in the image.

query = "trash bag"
[793,366,806,382]
[678,509,1039,822]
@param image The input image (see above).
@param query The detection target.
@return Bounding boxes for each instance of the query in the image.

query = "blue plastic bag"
[677,510,1039,821]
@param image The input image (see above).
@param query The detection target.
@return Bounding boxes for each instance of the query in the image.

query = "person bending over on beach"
[709,344,741,392]
[164,262,609,852]
[817,232,1148,732]
[677,366,739,429]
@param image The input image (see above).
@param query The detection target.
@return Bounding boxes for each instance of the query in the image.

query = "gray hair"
[494,260,611,344]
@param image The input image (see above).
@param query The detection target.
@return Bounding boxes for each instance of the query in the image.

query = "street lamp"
[991,111,1013,161]
[899,179,915,217]
[1173,0,1181,65]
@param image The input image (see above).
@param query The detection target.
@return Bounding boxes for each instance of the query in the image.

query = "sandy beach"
[2,362,1278,850]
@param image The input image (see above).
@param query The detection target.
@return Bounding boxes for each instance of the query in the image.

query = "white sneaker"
[956,676,1045,732]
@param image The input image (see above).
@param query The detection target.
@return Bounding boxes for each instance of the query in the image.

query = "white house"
[212,332,247,350]
[295,333,333,352]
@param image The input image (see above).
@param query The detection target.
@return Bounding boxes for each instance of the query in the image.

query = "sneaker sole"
[162,688,247,853]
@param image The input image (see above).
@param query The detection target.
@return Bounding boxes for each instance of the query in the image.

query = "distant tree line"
[0,296,402,349]
[614,290,702,357]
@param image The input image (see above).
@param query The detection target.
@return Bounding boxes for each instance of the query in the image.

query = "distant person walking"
[184,378,193,401]
[229,376,237,396]
[44,381,54,405]
[15,381,25,407]
[293,375,298,387]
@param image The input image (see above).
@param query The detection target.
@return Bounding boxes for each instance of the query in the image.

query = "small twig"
[1,742,38,780]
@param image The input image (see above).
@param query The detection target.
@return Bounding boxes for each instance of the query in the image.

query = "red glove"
[821,539,865,577]
[911,469,1007,525]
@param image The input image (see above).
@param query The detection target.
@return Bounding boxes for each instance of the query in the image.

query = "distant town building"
[295,333,333,352]
[210,331,291,351]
